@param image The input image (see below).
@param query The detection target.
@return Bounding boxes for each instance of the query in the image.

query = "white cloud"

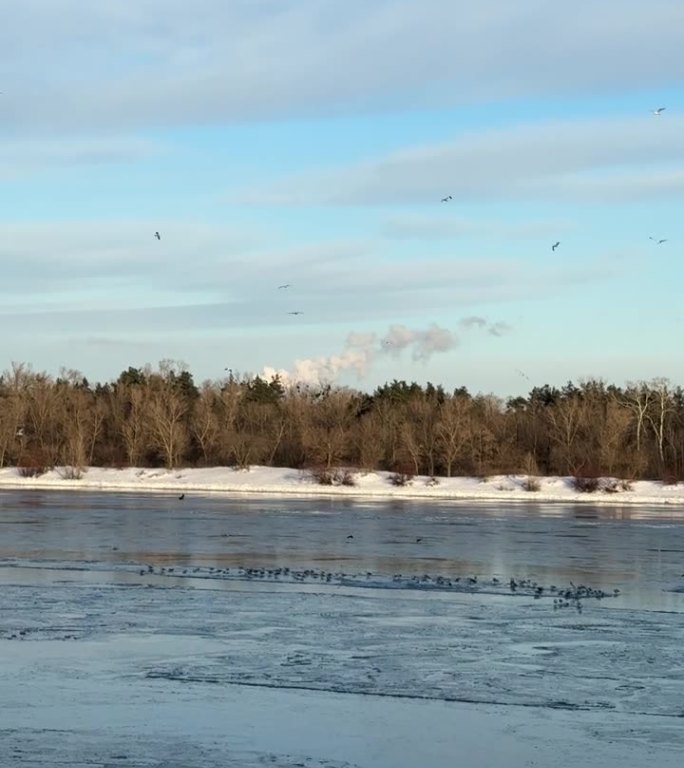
[2,1,684,133]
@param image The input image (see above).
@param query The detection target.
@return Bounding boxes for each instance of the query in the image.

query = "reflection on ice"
[1,490,683,610]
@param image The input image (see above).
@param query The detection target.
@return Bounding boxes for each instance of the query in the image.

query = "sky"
[1,0,684,396]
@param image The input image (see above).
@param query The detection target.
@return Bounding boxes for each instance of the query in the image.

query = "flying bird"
[649,236,667,244]
[287,311,303,315]
[154,232,161,240]
[277,284,291,289]
[441,195,452,203]
[551,241,560,251]
[652,107,666,116]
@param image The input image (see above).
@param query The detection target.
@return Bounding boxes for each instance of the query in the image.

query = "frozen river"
[1,491,683,767]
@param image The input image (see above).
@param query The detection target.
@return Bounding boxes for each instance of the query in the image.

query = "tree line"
[0,360,682,481]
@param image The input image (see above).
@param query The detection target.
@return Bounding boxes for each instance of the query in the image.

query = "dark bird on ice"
[287,311,303,315]
[416,537,423,543]
[649,236,667,244]
[652,107,666,116]
[154,231,161,240]
[551,241,560,251]
[441,195,452,203]
[178,493,185,500]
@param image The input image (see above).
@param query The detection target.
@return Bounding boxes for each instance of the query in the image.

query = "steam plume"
[263,318,509,386]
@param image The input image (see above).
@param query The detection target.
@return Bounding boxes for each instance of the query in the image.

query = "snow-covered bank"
[0,465,684,506]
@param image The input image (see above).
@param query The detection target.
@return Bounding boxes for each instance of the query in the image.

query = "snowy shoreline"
[0,465,683,506]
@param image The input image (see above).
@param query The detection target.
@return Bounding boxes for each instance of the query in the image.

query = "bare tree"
[114,385,150,467]
[545,395,586,474]
[355,414,384,471]
[148,388,188,469]
[0,362,30,466]
[301,389,356,469]
[25,373,61,466]
[59,386,91,469]
[87,398,108,465]
[645,378,674,468]
[621,382,655,455]
[399,420,423,475]
[369,399,403,470]
[403,398,439,476]
[436,395,471,476]
[192,383,222,465]
[598,400,632,476]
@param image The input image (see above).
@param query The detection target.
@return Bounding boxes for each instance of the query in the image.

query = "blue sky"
[1,0,684,395]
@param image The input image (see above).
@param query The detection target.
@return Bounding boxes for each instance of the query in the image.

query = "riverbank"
[0,465,683,506]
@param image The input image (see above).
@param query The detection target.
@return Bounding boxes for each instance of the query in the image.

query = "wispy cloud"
[381,215,574,241]
[0,218,258,298]
[244,116,684,205]
[0,213,615,338]
[0,137,164,179]
[2,1,683,133]
[237,116,684,206]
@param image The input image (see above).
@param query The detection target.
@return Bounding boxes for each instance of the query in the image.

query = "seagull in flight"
[277,284,291,289]
[649,236,667,244]
[551,241,560,251]
[287,311,303,315]
[652,107,666,116]
[441,195,452,203]
[154,231,161,240]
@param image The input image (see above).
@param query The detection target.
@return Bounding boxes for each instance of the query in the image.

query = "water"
[2,490,683,766]
[0,490,682,611]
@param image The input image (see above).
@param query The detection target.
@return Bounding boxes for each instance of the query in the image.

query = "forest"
[0,360,682,482]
